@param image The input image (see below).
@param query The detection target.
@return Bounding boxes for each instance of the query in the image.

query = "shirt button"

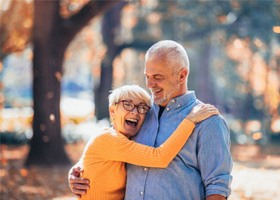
[144,167,148,171]
[166,107,170,111]
[171,99,175,103]
[178,104,180,107]
[140,191,144,195]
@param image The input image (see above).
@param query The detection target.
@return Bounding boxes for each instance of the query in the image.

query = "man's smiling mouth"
[151,88,162,94]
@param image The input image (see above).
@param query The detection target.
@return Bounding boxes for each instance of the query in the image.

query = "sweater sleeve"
[95,119,195,168]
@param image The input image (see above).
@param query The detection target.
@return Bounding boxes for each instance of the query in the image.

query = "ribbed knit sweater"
[80,119,195,200]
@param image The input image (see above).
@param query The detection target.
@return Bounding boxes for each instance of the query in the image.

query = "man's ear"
[178,68,188,84]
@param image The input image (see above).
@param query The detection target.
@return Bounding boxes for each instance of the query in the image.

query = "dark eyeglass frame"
[115,100,150,114]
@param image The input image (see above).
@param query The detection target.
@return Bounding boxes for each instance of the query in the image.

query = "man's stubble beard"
[152,81,180,106]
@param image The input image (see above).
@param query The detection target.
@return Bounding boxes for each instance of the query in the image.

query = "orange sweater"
[80,119,195,200]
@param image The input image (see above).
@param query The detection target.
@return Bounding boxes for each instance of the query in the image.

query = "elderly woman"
[79,85,218,200]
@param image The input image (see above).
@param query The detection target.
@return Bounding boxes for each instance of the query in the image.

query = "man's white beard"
[152,83,179,105]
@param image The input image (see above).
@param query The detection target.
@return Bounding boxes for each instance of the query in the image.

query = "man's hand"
[206,194,227,200]
[68,165,90,198]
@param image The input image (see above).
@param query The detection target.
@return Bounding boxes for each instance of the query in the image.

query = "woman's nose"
[130,107,138,114]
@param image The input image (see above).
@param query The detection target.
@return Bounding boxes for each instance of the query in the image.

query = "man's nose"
[146,78,155,88]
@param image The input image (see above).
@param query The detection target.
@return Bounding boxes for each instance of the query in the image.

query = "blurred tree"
[0,0,33,60]
[94,2,155,120]
[120,0,279,140]
[0,0,33,110]
[94,2,126,120]
[24,0,120,166]
[1,0,279,149]
[219,0,280,139]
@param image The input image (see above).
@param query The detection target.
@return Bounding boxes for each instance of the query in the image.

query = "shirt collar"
[153,91,196,111]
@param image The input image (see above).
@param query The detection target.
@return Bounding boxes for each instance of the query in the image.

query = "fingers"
[75,166,83,172]
[187,103,221,124]
[193,104,220,122]
[201,104,219,112]
[193,103,212,111]
[69,176,89,184]
[72,182,90,190]
[207,105,220,114]
[69,178,90,196]
[203,105,220,115]
[194,104,216,112]
[72,166,83,174]
[68,166,90,197]
[71,183,89,194]
[68,166,83,178]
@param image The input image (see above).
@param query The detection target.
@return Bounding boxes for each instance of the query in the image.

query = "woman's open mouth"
[125,118,138,127]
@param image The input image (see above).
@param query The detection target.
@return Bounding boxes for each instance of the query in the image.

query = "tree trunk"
[25,0,121,166]
[25,1,70,166]
[94,2,126,120]
[195,38,216,104]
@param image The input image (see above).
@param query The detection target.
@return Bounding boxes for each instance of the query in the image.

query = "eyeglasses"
[115,100,150,114]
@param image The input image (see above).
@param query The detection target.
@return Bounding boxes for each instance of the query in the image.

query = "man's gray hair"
[145,40,190,72]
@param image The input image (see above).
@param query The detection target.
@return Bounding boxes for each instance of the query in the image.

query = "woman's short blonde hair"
[108,85,151,108]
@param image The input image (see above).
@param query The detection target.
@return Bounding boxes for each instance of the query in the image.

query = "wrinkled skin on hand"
[68,165,90,198]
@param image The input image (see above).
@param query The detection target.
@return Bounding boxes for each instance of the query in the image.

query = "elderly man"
[69,40,232,200]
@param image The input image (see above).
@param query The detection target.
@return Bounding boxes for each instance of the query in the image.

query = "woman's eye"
[124,102,131,107]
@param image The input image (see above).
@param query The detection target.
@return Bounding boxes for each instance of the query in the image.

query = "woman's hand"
[186,104,219,124]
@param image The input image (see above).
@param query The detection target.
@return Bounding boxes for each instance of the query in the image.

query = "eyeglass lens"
[120,100,150,114]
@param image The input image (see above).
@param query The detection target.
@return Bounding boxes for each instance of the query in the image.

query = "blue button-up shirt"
[125,91,232,200]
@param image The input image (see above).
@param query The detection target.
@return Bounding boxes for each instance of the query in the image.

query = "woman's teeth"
[125,118,138,127]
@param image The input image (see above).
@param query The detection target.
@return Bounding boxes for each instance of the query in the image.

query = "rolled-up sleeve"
[197,115,233,197]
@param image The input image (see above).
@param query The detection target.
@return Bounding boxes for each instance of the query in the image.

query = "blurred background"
[0,0,280,199]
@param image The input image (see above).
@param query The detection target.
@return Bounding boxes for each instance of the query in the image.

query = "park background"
[0,0,280,199]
